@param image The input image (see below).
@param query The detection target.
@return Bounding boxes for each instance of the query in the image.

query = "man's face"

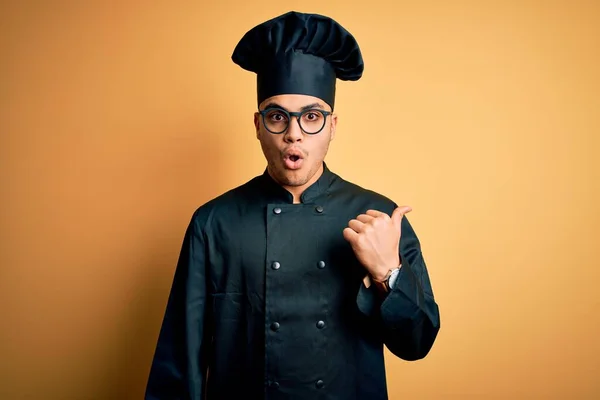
[254,94,337,189]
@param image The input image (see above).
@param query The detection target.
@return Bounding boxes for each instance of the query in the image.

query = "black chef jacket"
[145,163,440,400]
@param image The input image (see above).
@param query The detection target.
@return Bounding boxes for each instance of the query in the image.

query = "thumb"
[392,206,412,229]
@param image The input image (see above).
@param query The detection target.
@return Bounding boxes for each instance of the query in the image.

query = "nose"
[284,116,303,143]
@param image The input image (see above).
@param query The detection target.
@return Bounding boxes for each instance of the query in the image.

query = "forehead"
[259,94,330,111]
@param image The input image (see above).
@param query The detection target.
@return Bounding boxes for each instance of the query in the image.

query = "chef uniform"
[145,11,440,400]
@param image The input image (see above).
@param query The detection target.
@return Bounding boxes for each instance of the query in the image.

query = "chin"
[270,166,306,186]
[279,171,309,186]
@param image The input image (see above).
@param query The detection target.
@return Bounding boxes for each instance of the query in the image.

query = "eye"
[303,111,322,122]
[266,110,288,122]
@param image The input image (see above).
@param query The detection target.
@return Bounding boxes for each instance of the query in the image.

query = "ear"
[254,113,260,139]
[329,113,338,141]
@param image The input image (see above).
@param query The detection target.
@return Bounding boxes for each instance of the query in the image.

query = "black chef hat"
[231,11,364,110]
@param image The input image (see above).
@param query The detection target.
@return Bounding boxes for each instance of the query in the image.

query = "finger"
[343,227,359,243]
[365,209,388,219]
[391,206,412,229]
[356,214,375,223]
[347,219,365,233]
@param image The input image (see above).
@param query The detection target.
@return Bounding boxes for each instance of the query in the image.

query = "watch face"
[388,268,401,290]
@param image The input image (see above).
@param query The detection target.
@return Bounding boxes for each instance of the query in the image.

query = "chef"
[145,10,440,400]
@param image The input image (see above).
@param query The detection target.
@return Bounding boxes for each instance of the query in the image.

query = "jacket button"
[271,261,281,270]
[316,320,325,329]
[315,205,324,213]
[273,207,282,214]
[316,380,324,389]
[270,322,280,331]
[317,261,326,269]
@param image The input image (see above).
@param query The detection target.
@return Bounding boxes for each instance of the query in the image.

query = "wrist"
[371,262,400,282]
[371,264,401,293]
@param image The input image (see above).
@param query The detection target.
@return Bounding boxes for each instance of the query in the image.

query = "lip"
[282,148,305,170]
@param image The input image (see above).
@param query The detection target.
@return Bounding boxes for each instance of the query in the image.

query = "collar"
[259,162,337,204]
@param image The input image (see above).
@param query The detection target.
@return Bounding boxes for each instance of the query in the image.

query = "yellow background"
[1,1,598,399]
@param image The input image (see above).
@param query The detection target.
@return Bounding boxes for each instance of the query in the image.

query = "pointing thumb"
[392,206,412,229]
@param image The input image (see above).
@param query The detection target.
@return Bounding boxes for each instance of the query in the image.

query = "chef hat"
[231,11,364,110]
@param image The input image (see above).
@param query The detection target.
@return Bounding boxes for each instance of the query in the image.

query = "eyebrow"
[262,102,328,112]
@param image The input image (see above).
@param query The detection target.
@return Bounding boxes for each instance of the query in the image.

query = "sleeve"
[356,215,441,361]
[145,211,212,399]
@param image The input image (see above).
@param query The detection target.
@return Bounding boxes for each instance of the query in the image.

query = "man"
[145,11,440,400]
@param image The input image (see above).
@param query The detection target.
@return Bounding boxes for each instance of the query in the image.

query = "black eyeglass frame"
[258,107,333,135]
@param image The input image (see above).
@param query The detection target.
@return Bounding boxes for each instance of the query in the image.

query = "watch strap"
[372,265,401,293]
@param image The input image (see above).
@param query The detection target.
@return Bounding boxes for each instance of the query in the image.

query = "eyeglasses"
[258,107,332,134]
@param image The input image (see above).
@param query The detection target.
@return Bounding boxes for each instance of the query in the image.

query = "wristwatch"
[372,266,401,293]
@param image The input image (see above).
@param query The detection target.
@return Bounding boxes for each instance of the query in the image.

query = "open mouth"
[283,150,304,170]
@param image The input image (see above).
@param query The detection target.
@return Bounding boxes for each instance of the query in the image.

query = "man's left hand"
[343,206,412,281]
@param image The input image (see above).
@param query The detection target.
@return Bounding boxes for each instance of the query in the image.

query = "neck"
[274,163,324,204]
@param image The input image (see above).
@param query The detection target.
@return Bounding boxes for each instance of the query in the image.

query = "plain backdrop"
[1,1,599,399]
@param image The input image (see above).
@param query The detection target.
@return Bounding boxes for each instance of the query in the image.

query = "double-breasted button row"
[268,380,323,389]
[269,320,325,331]
[270,261,326,270]
[272,206,324,214]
